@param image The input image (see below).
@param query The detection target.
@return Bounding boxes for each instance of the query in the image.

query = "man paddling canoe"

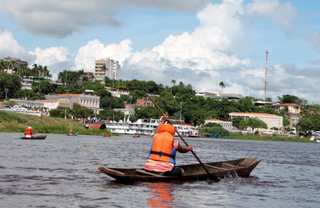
[144,115,193,176]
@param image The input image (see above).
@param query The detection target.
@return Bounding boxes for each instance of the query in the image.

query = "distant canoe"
[67,133,78,136]
[98,157,261,183]
[21,135,47,140]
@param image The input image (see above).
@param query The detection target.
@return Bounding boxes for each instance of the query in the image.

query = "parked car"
[12,105,28,111]
[2,105,12,110]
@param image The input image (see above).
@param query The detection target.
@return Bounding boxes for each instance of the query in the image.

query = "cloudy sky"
[1,0,320,104]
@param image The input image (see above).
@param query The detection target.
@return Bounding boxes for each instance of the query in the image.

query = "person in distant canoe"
[144,114,193,176]
[69,129,73,135]
[24,126,34,138]
[104,132,109,137]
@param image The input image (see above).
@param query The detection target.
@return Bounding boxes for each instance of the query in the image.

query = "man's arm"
[155,114,169,134]
[176,143,193,153]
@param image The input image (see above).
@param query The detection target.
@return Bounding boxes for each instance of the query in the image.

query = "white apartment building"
[229,112,283,131]
[46,94,100,114]
[195,91,244,100]
[95,58,121,84]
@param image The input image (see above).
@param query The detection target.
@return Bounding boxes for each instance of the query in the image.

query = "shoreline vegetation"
[0,111,107,136]
[0,111,314,143]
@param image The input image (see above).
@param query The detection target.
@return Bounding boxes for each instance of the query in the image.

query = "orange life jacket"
[25,128,33,137]
[147,131,176,164]
[69,130,73,134]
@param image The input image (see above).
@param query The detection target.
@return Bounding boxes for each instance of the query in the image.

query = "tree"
[135,106,160,119]
[219,81,225,99]
[277,95,303,105]
[72,103,94,118]
[0,72,22,99]
[297,118,314,135]
[232,117,244,128]
[239,117,268,131]
[171,79,176,95]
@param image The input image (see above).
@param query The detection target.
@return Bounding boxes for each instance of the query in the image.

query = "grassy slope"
[0,111,107,135]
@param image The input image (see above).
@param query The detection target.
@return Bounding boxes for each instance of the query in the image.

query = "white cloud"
[309,33,320,52]
[74,39,132,71]
[28,46,73,78]
[0,0,209,38]
[29,47,72,66]
[0,29,34,62]
[245,0,297,33]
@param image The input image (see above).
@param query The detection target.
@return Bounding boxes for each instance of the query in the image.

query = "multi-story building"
[195,91,243,100]
[229,112,283,131]
[275,103,302,129]
[136,97,154,108]
[1,57,28,74]
[275,103,301,114]
[94,58,121,85]
[45,94,100,115]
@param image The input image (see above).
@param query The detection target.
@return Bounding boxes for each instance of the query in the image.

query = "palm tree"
[6,60,15,74]
[171,79,176,95]
[219,81,225,100]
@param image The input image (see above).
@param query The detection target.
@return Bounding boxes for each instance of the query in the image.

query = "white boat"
[104,116,199,137]
[310,134,320,143]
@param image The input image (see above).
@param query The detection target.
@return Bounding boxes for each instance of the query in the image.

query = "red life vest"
[25,128,33,137]
[69,130,73,134]
[148,131,176,164]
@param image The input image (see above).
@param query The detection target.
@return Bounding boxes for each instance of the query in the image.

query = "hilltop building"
[275,103,302,129]
[94,58,121,84]
[195,91,243,101]
[1,57,28,74]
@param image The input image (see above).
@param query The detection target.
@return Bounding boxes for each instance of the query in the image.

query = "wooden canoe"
[20,135,47,140]
[98,157,261,183]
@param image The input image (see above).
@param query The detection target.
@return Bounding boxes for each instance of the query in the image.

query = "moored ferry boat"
[103,116,199,137]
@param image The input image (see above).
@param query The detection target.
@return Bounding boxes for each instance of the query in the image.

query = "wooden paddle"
[147,94,220,182]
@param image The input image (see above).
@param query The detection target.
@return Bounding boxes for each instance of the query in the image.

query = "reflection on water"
[1,133,320,208]
[147,183,176,208]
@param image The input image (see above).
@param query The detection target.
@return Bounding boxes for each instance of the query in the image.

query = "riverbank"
[221,133,313,143]
[0,111,314,142]
[0,111,108,135]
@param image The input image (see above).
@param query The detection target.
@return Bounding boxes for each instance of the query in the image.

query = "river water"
[0,132,319,208]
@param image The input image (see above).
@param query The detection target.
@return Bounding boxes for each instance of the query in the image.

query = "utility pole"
[64,90,69,119]
[264,50,268,101]
[4,88,9,100]
[180,101,183,122]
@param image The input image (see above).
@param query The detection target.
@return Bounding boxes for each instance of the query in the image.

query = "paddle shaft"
[147,94,218,181]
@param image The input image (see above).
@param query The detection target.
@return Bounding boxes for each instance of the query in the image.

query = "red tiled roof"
[206,118,225,122]
[58,94,80,97]
[36,100,59,103]
[276,103,301,107]
[229,112,279,117]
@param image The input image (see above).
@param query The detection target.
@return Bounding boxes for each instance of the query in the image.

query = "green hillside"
[0,111,107,135]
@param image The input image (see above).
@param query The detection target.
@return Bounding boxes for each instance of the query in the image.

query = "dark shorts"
[164,166,183,176]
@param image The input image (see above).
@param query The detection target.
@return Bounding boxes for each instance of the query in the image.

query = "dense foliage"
[3,68,320,134]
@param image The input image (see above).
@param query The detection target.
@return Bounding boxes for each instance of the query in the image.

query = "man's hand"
[186,146,193,152]
[162,114,169,121]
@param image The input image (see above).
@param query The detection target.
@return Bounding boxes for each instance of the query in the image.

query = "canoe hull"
[98,157,261,183]
[20,135,47,140]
